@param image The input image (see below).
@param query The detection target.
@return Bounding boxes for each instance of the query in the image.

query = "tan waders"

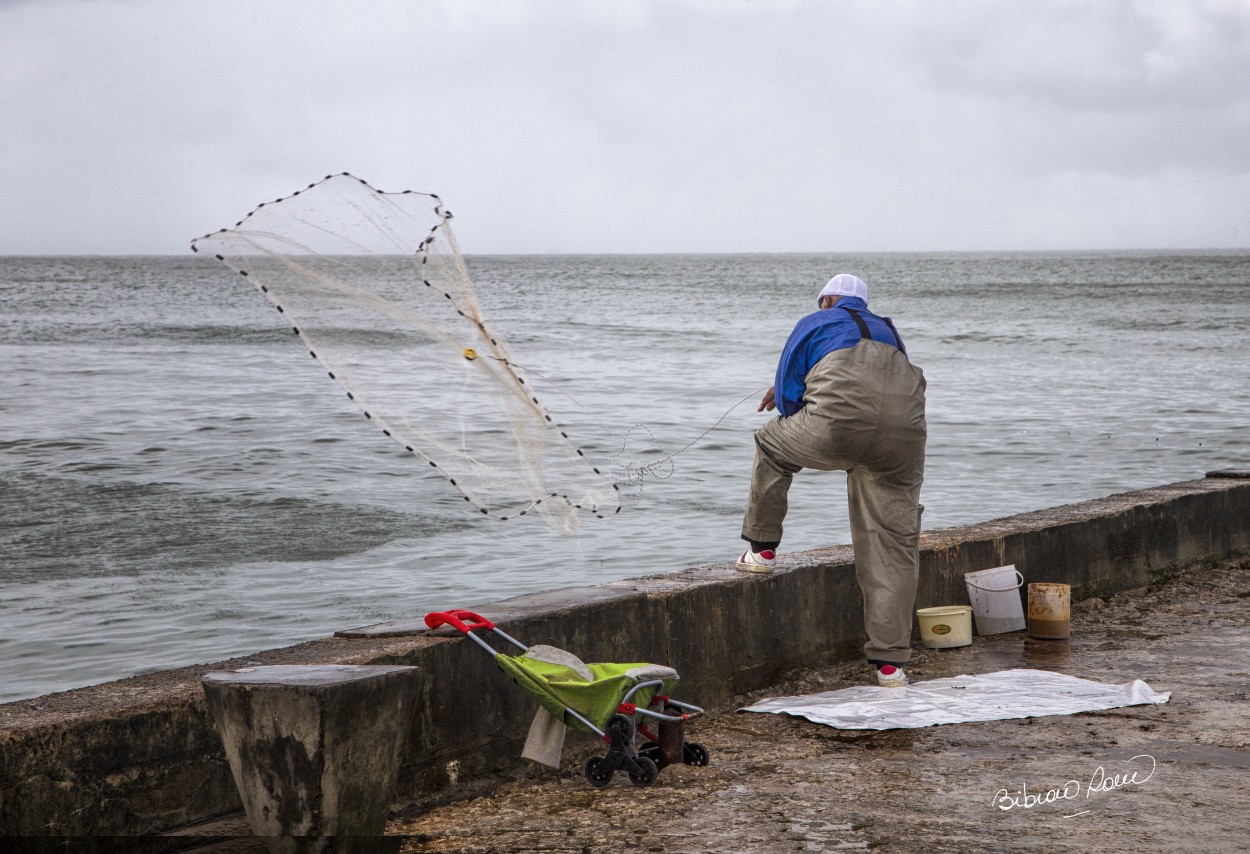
[741,339,927,664]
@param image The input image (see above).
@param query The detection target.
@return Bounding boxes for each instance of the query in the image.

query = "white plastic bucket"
[916,605,973,648]
[963,565,1026,635]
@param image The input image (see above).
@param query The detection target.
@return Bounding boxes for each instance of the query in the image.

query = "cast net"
[190,173,620,534]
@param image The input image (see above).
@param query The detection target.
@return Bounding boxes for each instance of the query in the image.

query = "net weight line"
[191,173,621,533]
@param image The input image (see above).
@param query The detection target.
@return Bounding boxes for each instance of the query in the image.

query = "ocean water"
[2,252,1248,704]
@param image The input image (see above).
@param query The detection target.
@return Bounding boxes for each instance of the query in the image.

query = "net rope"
[191,173,621,534]
[486,357,766,489]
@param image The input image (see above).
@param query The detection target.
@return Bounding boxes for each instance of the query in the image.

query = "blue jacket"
[773,297,908,417]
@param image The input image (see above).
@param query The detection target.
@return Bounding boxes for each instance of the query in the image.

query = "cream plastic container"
[916,605,973,648]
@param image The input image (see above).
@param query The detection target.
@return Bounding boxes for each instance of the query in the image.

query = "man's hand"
[758,386,776,412]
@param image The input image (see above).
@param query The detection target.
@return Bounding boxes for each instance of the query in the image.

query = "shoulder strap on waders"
[841,305,906,355]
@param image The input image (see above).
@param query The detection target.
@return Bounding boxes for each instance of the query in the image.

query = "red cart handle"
[424,609,495,634]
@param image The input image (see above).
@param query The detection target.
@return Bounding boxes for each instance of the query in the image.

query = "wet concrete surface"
[387,556,1250,853]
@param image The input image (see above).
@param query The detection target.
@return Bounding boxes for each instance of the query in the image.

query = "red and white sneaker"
[875,664,908,688]
[736,548,777,573]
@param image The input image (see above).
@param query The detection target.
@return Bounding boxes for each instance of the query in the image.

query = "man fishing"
[737,273,927,687]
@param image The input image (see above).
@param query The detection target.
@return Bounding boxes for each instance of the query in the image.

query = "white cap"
[818,273,869,306]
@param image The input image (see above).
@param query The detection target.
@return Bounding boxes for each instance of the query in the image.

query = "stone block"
[201,664,420,853]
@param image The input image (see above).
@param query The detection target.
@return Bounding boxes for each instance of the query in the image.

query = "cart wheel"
[628,756,659,788]
[638,740,664,764]
[682,742,710,767]
[585,756,613,787]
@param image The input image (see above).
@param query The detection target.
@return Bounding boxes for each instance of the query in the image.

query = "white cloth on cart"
[522,706,567,769]
[519,645,587,768]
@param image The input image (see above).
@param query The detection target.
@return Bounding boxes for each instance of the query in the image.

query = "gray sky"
[2,0,1248,254]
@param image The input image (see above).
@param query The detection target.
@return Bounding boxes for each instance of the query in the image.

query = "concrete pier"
[396,554,1250,853]
[201,665,420,852]
[1,474,1248,838]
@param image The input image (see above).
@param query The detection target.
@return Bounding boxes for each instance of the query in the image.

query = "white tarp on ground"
[741,668,1170,730]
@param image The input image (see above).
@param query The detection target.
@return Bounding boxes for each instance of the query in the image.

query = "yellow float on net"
[463,347,478,361]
